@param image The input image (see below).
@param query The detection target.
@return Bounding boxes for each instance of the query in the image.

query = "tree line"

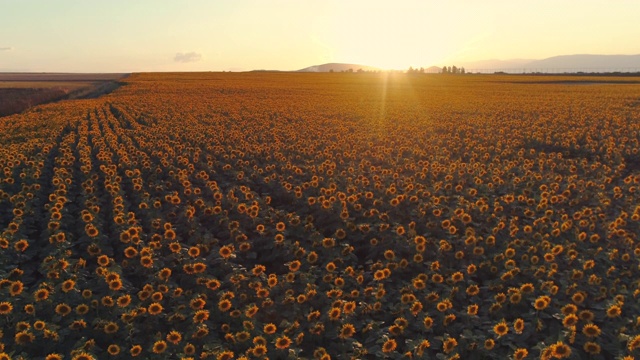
[406,66,467,74]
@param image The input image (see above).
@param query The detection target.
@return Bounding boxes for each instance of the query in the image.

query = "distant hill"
[297,55,640,74]
[458,59,534,71]
[458,54,640,73]
[525,54,640,71]
[297,63,380,73]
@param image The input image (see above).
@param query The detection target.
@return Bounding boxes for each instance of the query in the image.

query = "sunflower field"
[1,72,640,360]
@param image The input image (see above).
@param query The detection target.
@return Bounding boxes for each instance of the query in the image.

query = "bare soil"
[0,73,127,117]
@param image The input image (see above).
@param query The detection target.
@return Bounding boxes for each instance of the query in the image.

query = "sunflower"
[251,345,268,357]
[467,264,478,275]
[148,302,163,315]
[307,310,321,322]
[339,324,356,339]
[169,242,181,253]
[579,310,595,322]
[493,320,509,337]
[45,354,63,360]
[467,304,479,316]
[389,324,403,335]
[484,339,495,350]
[513,318,525,334]
[24,303,35,315]
[606,304,622,318]
[571,292,585,304]
[164,229,176,240]
[152,340,167,354]
[33,320,46,331]
[219,245,234,259]
[533,296,550,311]
[328,307,341,320]
[184,343,196,355]
[218,299,232,312]
[107,344,120,355]
[207,279,221,291]
[101,296,115,307]
[444,314,456,326]
[236,331,251,342]
[382,339,397,353]
[423,316,434,329]
[61,279,76,292]
[443,337,458,353]
[140,256,154,268]
[436,301,449,312]
[416,339,431,355]
[288,260,301,272]
[103,322,119,334]
[343,301,357,314]
[275,336,292,349]
[117,295,132,307]
[14,330,35,344]
[0,302,12,315]
[193,310,210,323]
[72,353,95,360]
[373,270,386,280]
[466,285,480,296]
[628,335,640,351]
[560,304,577,315]
[14,239,29,252]
[550,341,571,359]
[561,314,578,328]
[187,246,200,258]
[411,276,426,290]
[513,348,528,360]
[264,323,277,334]
[34,288,50,302]
[582,324,601,338]
[69,319,87,330]
[583,342,601,355]
[55,303,72,316]
[245,304,258,318]
[166,330,182,344]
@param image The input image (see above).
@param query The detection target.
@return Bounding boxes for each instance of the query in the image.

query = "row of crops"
[1,73,640,359]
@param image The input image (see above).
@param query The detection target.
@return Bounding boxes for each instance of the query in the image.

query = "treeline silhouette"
[441,66,466,74]
[406,66,467,74]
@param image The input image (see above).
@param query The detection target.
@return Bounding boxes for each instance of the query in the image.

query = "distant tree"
[419,67,425,73]
[329,69,334,73]
[461,67,466,74]
[442,66,448,74]
[347,68,354,73]
[447,66,452,74]
[452,65,458,74]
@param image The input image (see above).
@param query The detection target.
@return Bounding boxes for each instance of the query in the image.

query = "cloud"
[174,52,202,63]
[0,47,13,51]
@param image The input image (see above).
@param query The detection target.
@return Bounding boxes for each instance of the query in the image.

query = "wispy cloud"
[174,52,202,63]
[0,47,13,51]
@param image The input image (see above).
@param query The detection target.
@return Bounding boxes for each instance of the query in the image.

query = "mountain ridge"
[297,63,381,72]
[457,54,640,72]
[296,54,640,73]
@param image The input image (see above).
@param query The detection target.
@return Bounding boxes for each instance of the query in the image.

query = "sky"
[1,0,640,72]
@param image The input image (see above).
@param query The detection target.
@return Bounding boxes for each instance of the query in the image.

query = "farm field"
[1,72,640,359]
[0,73,126,117]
